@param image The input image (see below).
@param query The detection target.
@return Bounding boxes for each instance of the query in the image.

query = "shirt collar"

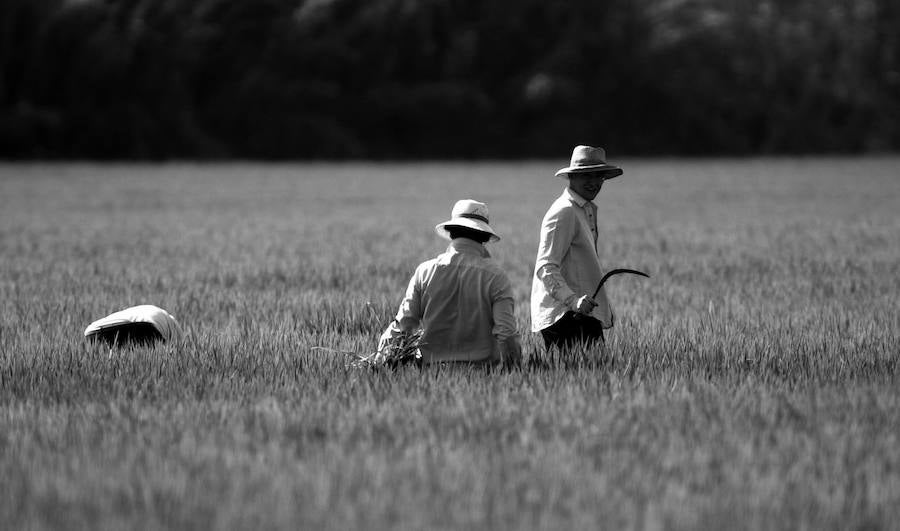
[448,237,491,258]
[563,186,591,207]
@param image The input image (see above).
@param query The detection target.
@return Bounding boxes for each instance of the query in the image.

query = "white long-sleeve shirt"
[381,238,518,363]
[531,187,614,332]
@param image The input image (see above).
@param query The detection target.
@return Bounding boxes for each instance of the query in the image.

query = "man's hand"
[573,295,598,315]
[499,336,522,367]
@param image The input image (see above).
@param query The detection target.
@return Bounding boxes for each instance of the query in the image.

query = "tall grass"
[1,158,898,530]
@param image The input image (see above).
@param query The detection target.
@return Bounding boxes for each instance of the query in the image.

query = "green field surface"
[1,159,898,530]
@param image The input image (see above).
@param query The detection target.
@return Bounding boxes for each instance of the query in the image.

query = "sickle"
[591,268,650,300]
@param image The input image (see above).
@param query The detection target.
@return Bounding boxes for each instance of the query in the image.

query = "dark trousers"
[540,311,605,351]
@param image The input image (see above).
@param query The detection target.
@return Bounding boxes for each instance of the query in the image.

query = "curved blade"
[592,268,650,299]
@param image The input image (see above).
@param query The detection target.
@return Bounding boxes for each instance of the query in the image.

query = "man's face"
[567,172,606,201]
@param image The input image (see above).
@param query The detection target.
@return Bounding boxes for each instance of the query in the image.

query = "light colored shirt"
[531,187,614,332]
[381,238,518,363]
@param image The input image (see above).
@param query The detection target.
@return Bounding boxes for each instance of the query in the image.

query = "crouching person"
[378,199,522,366]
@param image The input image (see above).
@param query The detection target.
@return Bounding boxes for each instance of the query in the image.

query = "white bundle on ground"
[84,305,179,347]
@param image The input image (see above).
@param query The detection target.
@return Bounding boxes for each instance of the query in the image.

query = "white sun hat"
[84,304,180,346]
[434,199,500,242]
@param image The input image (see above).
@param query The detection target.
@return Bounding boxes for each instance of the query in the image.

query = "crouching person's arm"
[492,278,521,366]
[497,334,522,367]
[378,270,423,354]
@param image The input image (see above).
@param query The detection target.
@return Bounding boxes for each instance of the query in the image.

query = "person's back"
[414,237,512,362]
[379,200,521,365]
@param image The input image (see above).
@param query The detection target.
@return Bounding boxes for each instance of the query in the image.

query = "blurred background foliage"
[1,0,898,159]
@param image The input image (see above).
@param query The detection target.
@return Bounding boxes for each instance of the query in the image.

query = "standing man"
[531,145,622,352]
[379,199,522,366]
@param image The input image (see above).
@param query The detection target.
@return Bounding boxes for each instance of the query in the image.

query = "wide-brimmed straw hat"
[434,199,500,242]
[555,145,623,178]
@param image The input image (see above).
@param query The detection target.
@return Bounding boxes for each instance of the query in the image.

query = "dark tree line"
[1,0,898,159]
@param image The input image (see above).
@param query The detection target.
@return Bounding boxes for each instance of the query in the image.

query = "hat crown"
[435,198,499,242]
[570,145,607,168]
[451,199,489,222]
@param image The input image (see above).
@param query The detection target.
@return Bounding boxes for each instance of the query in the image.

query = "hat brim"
[555,164,623,179]
[435,218,501,242]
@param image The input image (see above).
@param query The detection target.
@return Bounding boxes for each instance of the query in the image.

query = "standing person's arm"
[534,207,595,313]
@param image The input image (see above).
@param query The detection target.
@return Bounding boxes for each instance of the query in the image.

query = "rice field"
[1,158,899,530]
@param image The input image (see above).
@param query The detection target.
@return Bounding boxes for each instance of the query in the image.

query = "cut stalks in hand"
[350,330,424,369]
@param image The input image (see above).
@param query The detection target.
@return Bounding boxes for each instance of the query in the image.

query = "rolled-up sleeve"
[490,274,517,340]
[534,207,577,306]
